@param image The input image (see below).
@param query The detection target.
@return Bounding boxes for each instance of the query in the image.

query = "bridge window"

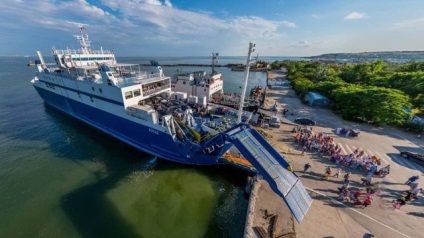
[125,91,133,99]
[134,89,141,97]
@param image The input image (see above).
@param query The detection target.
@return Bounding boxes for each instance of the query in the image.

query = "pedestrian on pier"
[303,163,311,172]
[333,168,341,178]
[343,172,351,183]
[405,175,419,185]
[301,145,307,155]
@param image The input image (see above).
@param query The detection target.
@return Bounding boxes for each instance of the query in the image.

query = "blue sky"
[2,0,424,56]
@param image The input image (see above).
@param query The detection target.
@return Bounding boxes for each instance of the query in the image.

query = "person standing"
[333,168,342,178]
[304,163,311,172]
[362,173,373,185]
[405,175,419,185]
[344,172,351,183]
[362,195,372,208]
[301,145,307,155]
[324,166,332,180]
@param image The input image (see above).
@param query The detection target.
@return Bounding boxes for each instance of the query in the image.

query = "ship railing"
[142,85,169,96]
[53,49,114,55]
[115,72,164,87]
[42,70,102,84]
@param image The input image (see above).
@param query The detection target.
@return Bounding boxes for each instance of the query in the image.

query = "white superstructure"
[171,53,223,102]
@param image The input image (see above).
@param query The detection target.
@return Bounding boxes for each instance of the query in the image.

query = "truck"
[269,116,281,128]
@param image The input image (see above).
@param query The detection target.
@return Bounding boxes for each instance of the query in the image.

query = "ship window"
[90,96,94,102]
[204,89,206,92]
[99,88,103,93]
[92,87,95,91]
[125,91,133,99]
[134,89,141,97]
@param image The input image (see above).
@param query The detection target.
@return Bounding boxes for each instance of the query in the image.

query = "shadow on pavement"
[388,149,424,174]
[406,212,424,217]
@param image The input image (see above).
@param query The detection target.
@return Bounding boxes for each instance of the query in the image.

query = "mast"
[67,21,91,54]
[237,42,256,123]
[211,53,219,74]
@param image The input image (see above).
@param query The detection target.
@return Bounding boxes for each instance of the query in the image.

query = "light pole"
[237,42,256,123]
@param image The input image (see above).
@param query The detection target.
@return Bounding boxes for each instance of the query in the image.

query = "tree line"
[270,60,424,131]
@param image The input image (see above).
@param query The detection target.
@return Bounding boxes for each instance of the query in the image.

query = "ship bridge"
[219,124,312,222]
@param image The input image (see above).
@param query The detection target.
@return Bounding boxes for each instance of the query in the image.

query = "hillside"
[309,51,424,62]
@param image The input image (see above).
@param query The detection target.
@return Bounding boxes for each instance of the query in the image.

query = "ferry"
[30,22,312,222]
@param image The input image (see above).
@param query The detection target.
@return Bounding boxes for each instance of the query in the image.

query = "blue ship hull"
[34,86,224,165]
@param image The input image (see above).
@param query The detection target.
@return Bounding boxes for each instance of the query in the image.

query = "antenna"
[212,53,219,74]
[67,21,91,54]
[67,21,89,33]
[237,42,256,124]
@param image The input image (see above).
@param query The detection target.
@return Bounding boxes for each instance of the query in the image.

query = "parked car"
[337,127,360,137]
[400,151,424,165]
[294,117,316,126]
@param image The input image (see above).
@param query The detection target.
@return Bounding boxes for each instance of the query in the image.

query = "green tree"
[332,86,411,125]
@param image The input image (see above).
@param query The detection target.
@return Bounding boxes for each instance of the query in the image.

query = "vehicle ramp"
[224,124,312,222]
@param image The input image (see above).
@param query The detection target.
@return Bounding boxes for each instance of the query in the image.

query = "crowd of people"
[320,165,376,208]
[294,127,388,176]
[295,127,422,210]
[392,175,422,210]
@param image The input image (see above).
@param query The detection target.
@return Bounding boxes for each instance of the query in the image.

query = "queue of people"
[293,128,387,177]
[297,127,422,210]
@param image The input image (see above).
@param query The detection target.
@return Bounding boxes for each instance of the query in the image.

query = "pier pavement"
[244,70,374,238]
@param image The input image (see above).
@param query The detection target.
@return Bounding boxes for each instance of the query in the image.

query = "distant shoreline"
[309,51,424,61]
[139,63,268,71]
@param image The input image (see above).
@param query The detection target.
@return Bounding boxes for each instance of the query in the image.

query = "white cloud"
[281,20,296,28]
[229,16,284,38]
[0,0,289,55]
[289,40,311,48]
[394,17,424,28]
[164,0,172,7]
[143,0,163,6]
[344,12,367,20]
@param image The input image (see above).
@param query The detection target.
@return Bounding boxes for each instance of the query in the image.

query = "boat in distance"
[30,22,312,222]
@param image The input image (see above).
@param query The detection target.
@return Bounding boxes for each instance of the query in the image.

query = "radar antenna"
[67,21,91,54]
[67,21,88,33]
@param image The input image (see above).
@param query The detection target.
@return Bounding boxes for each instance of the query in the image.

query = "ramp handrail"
[224,124,312,222]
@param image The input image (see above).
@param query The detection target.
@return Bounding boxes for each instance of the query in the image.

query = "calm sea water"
[0,56,268,238]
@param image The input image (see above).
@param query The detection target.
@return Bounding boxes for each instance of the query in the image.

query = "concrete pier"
[243,70,296,238]
[243,176,295,238]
